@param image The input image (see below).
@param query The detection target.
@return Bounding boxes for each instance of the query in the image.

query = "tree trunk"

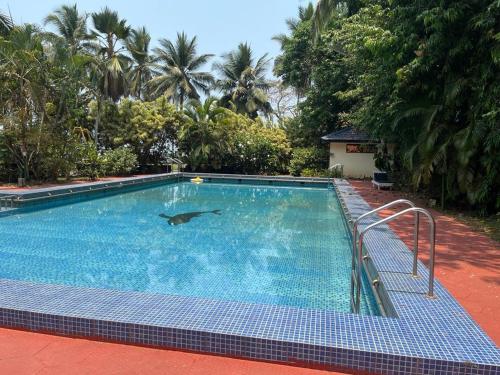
[179,90,184,111]
[94,98,101,149]
[441,173,446,210]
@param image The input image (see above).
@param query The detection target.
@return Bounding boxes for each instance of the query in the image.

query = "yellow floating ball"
[191,177,204,184]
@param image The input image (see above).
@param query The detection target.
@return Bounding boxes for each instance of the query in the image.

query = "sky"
[2,0,310,78]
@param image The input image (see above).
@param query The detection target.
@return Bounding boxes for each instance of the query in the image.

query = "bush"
[76,142,102,180]
[88,98,182,170]
[178,104,291,175]
[288,147,328,176]
[300,168,330,177]
[101,147,138,176]
[229,124,291,175]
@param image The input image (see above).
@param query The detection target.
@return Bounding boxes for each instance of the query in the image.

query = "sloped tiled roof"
[321,127,375,143]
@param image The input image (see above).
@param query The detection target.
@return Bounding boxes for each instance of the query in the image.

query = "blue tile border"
[0,175,498,374]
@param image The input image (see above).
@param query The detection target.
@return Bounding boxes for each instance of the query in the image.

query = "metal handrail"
[352,207,436,313]
[352,199,420,278]
[351,199,418,313]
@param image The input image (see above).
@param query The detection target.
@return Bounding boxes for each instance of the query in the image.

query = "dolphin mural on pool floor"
[159,210,222,226]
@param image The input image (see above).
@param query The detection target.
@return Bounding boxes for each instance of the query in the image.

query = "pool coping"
[0,173,498,374]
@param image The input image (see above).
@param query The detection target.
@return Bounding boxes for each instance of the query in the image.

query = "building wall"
[329,143,376,178]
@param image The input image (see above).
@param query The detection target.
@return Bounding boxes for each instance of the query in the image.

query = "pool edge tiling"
[0,174,499,375]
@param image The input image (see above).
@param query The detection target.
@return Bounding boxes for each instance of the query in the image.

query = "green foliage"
[0,4,296,184]
[149,32,214,108]
[91,97,182,169]
[101,147,138,176]
[89,7,131,102]
[277,0,499,212]
[178,98,228,171]
[126,27,153,100]
[178,99,291,174]
[44,4,88,55]
[229,121,291,175]
[214,43,272,118]
[300,168,330,178]
[288,147,328,176]
[0,10,13,36]
[274,19,313,95]
[76,142,102,180]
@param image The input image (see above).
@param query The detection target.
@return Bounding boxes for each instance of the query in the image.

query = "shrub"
[300,168,330,177]
[101,147,138,176]
[76,142,102,180]
[88,98,182,170]
[230,124,291,175]
[288,147,328,176]
[178,104,291,175]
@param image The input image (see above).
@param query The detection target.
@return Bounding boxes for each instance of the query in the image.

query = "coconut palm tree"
[126,27,153,99]
[89,7,130,102]
[0,10,13,36]
[214,43,272,118]
[149,32,214,109]
[43,4,88,54]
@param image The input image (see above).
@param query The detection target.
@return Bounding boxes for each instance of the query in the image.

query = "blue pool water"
[0,182,379,315]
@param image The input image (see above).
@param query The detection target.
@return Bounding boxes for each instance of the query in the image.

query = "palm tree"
[214,43,272,118]
[43,4,88,54]
[126,27,153,99]
[0,10,13,36]
[180,97,227,170]
[149,32,214,109]
[89,7,130,102]
[184,97,225,125]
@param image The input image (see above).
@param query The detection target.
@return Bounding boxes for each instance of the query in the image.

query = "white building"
[321,127,380,179]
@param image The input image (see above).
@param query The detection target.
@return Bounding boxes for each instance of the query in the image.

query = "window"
[346,144,377,153]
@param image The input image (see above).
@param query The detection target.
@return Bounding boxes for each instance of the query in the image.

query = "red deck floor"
[0,180,498,374]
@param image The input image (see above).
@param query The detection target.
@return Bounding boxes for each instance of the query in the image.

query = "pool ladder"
[350,199,436,314]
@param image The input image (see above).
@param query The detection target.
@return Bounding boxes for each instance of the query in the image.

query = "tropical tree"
[149,32,214,109]
[90,96,182,168]
[179,97,227,170]
[214,43,272,118]
[89,7,130,102]
[0,23,91,181]
[273,4,316,101]
[126,27,153,99]
[86,7,130,148]
[0,24,47,181]
[291,0,499,212]
[43,4,88,55]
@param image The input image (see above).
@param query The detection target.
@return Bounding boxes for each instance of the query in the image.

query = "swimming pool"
[0,181,379,315]
[1,174,499,374]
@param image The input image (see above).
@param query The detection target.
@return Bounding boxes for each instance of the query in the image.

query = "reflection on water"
[0,182,378,315]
